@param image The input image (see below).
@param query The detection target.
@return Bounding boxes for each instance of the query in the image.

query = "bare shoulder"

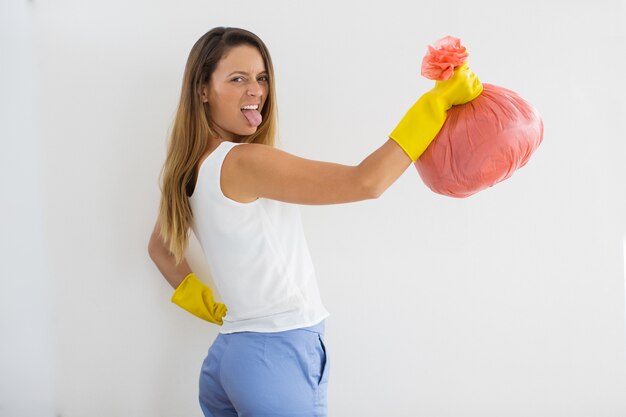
[226,142,282,163]
[220,143,267,204]
[224,142,294,175]
[221,143,292,203]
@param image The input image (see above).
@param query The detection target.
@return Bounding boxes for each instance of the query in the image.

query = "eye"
[231,76,269,83]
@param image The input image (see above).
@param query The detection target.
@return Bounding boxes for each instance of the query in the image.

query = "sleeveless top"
[188,140,330,334]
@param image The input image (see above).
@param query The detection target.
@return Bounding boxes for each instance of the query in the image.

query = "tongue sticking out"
[241,109,262,127]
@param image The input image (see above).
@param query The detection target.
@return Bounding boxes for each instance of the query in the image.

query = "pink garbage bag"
[415,37,544,198]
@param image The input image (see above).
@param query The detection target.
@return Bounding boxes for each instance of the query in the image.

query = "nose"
[247,80,264,97]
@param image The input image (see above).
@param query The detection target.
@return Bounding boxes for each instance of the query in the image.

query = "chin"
[241,125,258,133]
[227,127,255,139]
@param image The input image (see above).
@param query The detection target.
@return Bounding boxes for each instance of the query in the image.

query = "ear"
[199,84,210,103]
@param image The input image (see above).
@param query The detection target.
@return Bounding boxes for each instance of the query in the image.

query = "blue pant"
[199,320,329,417]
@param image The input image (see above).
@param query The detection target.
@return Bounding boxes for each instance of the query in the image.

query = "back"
[188,141,330,334]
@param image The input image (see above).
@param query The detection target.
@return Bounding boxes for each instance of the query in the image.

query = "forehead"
[217,44,266,73]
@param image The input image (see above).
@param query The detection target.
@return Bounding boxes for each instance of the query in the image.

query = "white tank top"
[188,140,330,334]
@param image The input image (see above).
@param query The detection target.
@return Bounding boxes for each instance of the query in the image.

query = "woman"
[148,27,482,417]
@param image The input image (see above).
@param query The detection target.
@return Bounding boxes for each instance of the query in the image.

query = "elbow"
[360,175,383,200]
[147,236,160,260]
[147,242,156,260]
[368,184,383,199]
[354,170,382,200]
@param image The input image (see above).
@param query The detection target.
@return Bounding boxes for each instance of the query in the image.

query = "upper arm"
[224,143,375,205]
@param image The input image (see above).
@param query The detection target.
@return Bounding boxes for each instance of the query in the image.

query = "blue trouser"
[199,320,329,417]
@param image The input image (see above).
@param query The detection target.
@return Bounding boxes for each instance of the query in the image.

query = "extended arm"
[226,63,482,206]
[224,137,412,206]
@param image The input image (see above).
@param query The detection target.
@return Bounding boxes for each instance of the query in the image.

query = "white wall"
[2,0,625,416]
[0,0,55,416]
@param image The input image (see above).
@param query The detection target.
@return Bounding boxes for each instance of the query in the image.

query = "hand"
[170,272,227,325]
[430,62,483,108]
[389,63,483,162]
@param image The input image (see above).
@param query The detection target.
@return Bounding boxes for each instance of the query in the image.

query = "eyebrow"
[227,70,269,76]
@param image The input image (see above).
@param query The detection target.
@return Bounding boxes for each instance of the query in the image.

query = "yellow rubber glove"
[389,62,484,161]
[171,272,227,325]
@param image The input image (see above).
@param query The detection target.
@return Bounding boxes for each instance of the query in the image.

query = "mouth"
[240,104,263,127]
[240,104,260,111]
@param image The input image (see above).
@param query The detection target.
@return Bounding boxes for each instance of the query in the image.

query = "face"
[201,44,269,141]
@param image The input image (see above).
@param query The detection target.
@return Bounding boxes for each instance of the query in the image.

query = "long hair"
[157,27,279,265]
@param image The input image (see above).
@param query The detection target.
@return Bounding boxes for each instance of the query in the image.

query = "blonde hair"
[157,27,279,265]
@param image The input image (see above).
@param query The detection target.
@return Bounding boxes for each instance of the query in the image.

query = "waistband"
[298,319,325,336]
[220,319,326,337]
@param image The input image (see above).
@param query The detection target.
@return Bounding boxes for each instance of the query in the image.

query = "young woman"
[148,27,482,417]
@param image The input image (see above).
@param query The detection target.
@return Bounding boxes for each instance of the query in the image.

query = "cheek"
[212,100,237,120]
[212,85,239,107]
[260,86,270,105]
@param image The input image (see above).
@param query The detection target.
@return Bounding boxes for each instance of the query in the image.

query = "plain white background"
[2,0,626,416]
